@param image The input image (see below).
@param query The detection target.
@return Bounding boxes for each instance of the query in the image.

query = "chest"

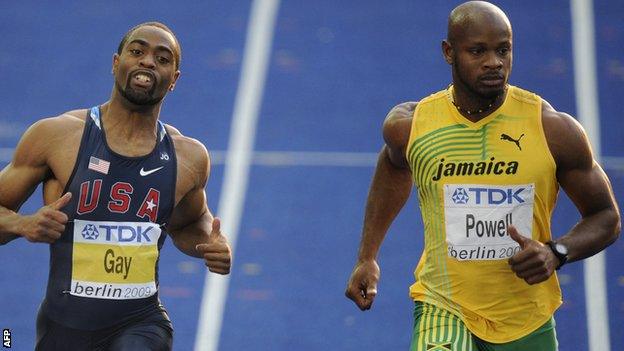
[47,130,193,221]
[408,117,551,188]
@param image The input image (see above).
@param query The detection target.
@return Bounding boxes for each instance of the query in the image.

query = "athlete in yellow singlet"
[345,1,620,350]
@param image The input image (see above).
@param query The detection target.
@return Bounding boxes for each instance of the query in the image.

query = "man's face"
[447,20,512,99]
[112,26,180,106]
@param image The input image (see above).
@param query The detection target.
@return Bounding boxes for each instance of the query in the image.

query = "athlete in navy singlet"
[44,106,176,329]
[0,22,232,351]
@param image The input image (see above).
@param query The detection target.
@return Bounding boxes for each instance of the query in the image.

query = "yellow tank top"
[407,85,562,343]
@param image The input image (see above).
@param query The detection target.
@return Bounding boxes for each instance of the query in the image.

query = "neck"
[105,89,162,131]
[450,82,507,121]
[101,91,163,144]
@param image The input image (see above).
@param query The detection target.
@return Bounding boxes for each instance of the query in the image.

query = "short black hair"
[117,21,181,70]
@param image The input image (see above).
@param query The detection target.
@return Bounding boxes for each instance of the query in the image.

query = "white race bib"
[71,219,161,300]
[444,184,534,261]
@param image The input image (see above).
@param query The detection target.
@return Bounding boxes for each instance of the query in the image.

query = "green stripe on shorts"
[410,301,558,351]
[410,301,476,351]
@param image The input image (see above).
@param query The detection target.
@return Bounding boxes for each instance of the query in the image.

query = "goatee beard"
[115,79,162,106]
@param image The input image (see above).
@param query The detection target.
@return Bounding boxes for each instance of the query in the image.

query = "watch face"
[555,243,568,255]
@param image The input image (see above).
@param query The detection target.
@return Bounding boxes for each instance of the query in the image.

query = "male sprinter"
[345,2,620,350]
[0,22,231,350]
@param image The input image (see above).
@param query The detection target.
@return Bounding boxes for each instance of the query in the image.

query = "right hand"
[196,217,232,275]
[20,193,72,243]
[345,259,380,311]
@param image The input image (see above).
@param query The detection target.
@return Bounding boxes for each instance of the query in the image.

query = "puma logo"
[500,133,524,150]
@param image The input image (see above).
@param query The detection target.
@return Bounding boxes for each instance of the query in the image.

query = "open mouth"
[131,71,155,89]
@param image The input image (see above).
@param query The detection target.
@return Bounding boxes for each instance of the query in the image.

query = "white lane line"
[571,0,610,350]
[194,0,281,350]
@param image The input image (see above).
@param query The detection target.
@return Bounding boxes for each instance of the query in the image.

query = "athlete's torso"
[43,106,177,330]
[406,85,562,343]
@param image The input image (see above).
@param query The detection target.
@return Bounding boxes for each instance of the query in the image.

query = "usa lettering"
[108,182,133,213]
[77,180,160,222]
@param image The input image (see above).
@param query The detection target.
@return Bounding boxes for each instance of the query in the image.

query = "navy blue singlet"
[41,106,177,330]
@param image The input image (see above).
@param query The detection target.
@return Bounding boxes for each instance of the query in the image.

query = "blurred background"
[1,0,623,350]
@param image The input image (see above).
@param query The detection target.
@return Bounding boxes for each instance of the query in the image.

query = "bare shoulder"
[15,110,86,161]
[541,100,584,134]
[27,109,86,136]
[541,99,593,170]
[383,101,418,149]
[386,101,417,123]
[165,124,209,159]
[165,124,210,185]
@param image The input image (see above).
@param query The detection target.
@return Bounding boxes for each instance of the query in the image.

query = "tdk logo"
[466,187,525,205]
[101,225,154,242]
[81,224,100,240]
[451,188,469,204]
[82,223,154,243]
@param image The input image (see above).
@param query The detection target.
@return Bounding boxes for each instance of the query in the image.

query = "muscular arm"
[0,121,55,244]
[345,101,416,310]
[509,101,620,284]
[0,118,70,245]
[356,113,415,261]
[0,155,43,244]
[166,138,231,274]
[543,101,620,261]
[167,186,214,258]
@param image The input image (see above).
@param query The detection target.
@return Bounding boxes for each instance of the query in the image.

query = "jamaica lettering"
[432,157,519,181]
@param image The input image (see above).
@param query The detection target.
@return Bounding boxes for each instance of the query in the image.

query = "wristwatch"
[546,240,569,270]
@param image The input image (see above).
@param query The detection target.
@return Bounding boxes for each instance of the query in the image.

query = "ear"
[112,53,120,74]
[168,70,181,91]
[442,40,453,65]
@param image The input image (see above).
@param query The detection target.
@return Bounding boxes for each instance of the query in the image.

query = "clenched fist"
[345,259,380,311]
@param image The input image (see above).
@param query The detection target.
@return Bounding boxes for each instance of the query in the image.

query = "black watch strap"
[546,240,568,270]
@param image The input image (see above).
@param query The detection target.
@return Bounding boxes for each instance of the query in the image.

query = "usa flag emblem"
[88,156,110,174]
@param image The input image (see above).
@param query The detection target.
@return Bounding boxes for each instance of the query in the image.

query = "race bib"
[71,219,161,300]
[444,184,534,261]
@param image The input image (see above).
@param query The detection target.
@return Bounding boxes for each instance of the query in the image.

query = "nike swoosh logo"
[140,166,164,176]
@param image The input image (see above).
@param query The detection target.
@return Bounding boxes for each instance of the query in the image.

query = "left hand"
[196,217,232,275]
[507,225,559,285]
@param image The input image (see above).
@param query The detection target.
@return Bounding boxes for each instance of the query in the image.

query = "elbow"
[606,209,621,247]
[612,217,621,245]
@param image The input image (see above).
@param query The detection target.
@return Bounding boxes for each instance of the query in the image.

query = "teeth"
[135,74,151,83]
